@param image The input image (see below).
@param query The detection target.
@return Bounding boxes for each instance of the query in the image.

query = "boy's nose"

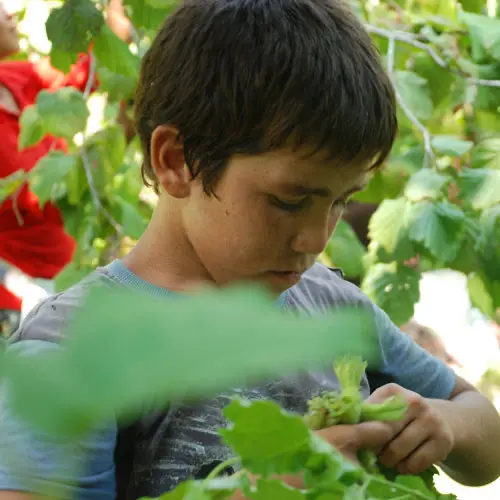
[291,224,330,257]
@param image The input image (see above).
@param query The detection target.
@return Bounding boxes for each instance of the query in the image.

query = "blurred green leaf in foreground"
[2,285,381,438]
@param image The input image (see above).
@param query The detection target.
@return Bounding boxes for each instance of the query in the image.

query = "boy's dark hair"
[135,0,398,195]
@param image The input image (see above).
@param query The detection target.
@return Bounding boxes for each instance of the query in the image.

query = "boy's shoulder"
[286,262,371,314]
[10,261,369,346]
[8,265,120,346]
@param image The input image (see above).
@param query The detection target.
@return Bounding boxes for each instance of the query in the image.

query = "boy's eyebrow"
[279,182,368,198]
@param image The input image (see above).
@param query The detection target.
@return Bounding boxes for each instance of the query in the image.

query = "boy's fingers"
[355,421,395,452]
[367,383,405,404]
[317,421,394,458]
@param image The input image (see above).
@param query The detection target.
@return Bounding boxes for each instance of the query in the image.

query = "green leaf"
[368,197,414,261]
[58,199,90,240]
[49,47,78,74]
[97,126,127,170]
[472,138,500,170]
[221,400,311,476]
[447,228,479,275]
[145,0,179,8]
[324,220,366,278]
[361,262,420,326]
[4,285,381,437]
[354,152,416,204]
[431,135,474,157]
[65,157,87,206]
[411,52,455,108]
[114,195,147,238]
[203,475,244,499]
[394,71,433,121]
[394,475,435,499]
[124,0,174,32]
[18,105,45,150]
[85,125,127,192]
[36,88,90,141]
[0,171,26,204]
[45,0,104,53]
[249,478,306,500]
[460,0,484,13]
[458,168,500,210]
[406,201,466,263]
[114,164,144,204]
[28,151,78,207]
[475,63,500,113]
[93,25,140,78]
[461,13,500,61]
[468,272,495,318]
[365,478,403,499]
[404,169,449,201]
[477,207,500,281]
[97,67,137,102]
[157,480,211,499]
[158,475,243,499]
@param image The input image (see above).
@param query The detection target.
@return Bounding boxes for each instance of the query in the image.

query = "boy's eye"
[270,196,349,214]
[270,196,308,213]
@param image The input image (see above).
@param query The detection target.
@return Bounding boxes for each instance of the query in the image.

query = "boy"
[1,1,500,499]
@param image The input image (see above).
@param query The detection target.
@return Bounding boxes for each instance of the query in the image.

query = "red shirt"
[0,55,93,310]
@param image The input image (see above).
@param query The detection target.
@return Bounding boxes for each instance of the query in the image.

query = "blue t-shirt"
[0,261,456,499]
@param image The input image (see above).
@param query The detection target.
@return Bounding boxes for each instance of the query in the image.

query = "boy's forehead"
[233,150,371,197]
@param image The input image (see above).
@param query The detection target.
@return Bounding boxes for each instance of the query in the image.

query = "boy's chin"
[251,271,302,297]
[264,270,301,288]
[219,274,295,298]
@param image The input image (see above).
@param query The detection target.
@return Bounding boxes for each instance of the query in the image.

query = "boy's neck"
[121,199,214,294]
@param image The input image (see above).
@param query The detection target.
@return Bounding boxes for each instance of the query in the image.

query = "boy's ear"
[150,125,191,198]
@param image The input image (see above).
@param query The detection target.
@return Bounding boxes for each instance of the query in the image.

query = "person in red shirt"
[0,1,131,337]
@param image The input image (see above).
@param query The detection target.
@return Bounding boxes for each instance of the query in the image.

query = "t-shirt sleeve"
[373,304,457,400]
[0,340,117,499]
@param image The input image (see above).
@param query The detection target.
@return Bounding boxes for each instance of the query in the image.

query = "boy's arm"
[430,377,500,486]
[0,341,117,500]
[372,305,500,486]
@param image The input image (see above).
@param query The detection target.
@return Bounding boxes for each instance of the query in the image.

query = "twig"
[11,181,25,227]
[129,23,142,55]
[395,85,435,168]
[80,148,122,234]
[83,51,97,100]
[385,35,435,168]
[80,51,123,234]
[387,35,396,75]
[366,24,500,89]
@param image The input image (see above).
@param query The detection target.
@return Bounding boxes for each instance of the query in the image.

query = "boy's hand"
[367,384,454,475]
[315,421,395,464]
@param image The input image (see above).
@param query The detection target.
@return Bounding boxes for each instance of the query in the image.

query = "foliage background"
[1,0,500,327]
[2,1,500,497]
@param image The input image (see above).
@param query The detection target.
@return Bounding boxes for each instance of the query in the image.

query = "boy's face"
[179,149,369,296]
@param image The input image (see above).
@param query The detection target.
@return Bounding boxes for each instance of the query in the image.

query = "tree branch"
[81,52,123,234]
[83,51,97,100]
[366,24,500,89]
[11,180,25,227]
[385,36,435,168]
